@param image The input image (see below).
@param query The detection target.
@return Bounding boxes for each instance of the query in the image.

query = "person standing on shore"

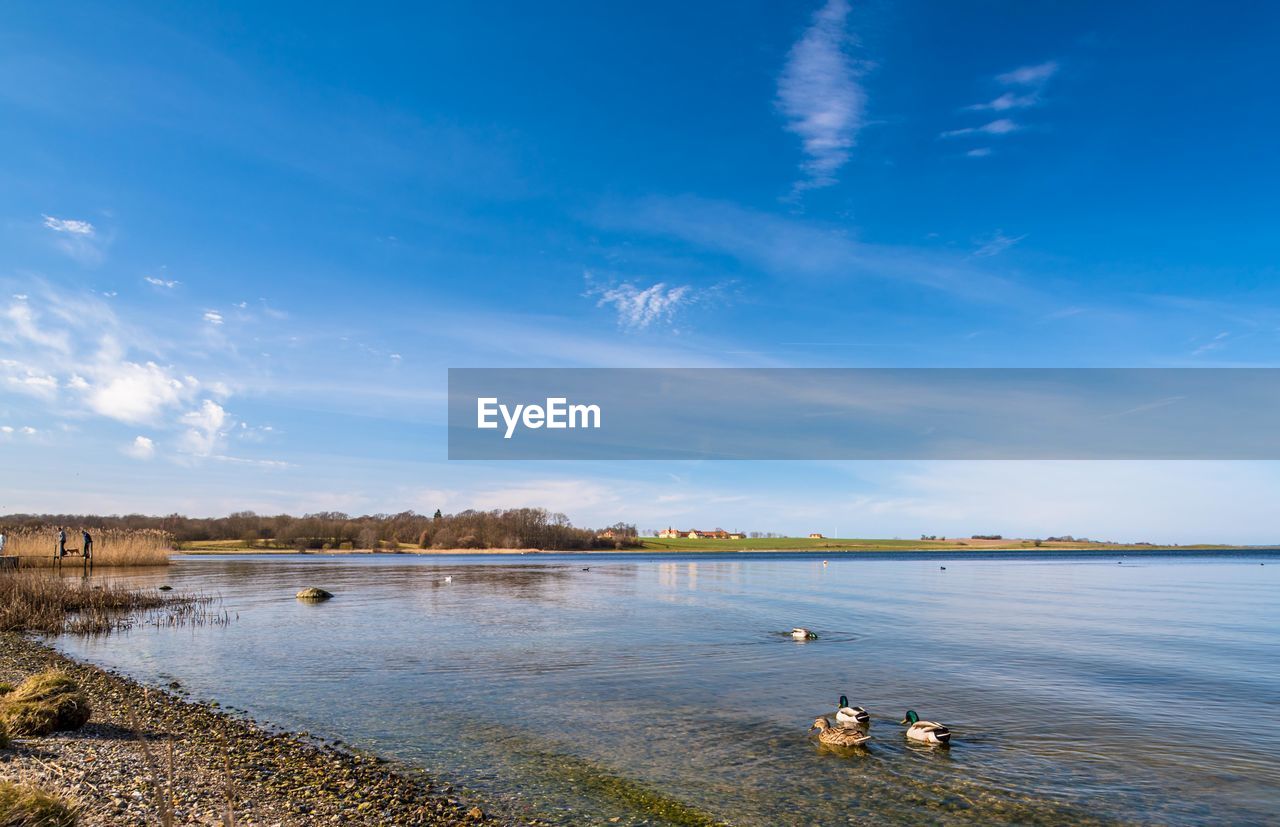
[57,527,66,557]
[82,529,93,559]
[0,531,6,554]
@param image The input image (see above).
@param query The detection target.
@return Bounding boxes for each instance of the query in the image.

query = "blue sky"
[3,1,1280,541]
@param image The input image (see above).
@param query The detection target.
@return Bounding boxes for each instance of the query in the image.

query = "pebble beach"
[0,634,518,826]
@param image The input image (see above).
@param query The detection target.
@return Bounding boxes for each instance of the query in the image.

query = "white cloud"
[80,358,190,424]
[941,118,1019,138]
[1,298,72,353]
[144,276,180,288]
[19,426,37,435]
[2,359,60,401]
[587,277,694,330]
[41,215,105,264]
[997,61,1059,86]
[0,426,12,434]
[179,399,230,456]
[973,230,1027,258]
[42,214,95,235]
[776,0,865,192]
[203,310,224,325]
[952,61,1057,142]
[124,435,155,459]
[966,147,993,158]
[965,91,1039,112]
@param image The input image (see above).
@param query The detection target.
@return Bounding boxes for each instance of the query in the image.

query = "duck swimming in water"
[900,710,951,745]
[835,695,869,725]
[791,628,817,640]
[810,717,871,747]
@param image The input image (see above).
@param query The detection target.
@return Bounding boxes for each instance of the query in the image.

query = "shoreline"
[0,633,523,826]
[173,543,1262,556]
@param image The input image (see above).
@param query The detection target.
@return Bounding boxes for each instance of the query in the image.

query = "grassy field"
[174,536,1241,554]
[637,536,1235,552]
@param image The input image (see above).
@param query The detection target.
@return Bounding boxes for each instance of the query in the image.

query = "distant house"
[673,528,739,539]
[728,532,746,539]
[658,527,682,538]
[598,529,616,539]
[809,533,825,539]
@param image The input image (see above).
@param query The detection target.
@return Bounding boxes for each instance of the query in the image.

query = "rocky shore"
[0,633,513,826]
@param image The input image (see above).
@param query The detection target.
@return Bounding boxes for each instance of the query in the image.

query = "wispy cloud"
[997,61,1059,86]
[41,214,105,264]
[965,91,1039,112]
[947,60,1058,144]
[597,195,1039,307]
[941,118,1019,138]
[42,215,95,235]
[586,276,695,330]
[203,310,224,325]
[144,276,180,289]
[776,0,865,192]
[1192,331,1230,356]
[966,147,993,158]
[972,230,1027,258]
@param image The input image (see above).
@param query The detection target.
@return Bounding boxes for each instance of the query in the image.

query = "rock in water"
[295,587,334,601]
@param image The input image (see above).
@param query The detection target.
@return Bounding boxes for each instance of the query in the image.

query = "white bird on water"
[443,575,453,584]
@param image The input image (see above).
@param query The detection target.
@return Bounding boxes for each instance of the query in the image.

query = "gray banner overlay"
[448,368,1280,459]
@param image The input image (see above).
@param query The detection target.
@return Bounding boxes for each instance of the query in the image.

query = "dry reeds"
[0,780,80,827]
[0,572,221,635]
[0,670,91,736]
[2,526,172,567]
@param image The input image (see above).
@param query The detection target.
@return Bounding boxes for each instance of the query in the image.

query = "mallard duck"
[900,710,950,745]
[810,717,871,747]
[835,695,869,725]
[791,628,817,640]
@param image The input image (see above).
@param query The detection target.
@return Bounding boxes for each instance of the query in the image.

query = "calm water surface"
[56,551,1280,825]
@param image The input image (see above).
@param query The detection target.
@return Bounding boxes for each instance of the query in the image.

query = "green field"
[175,537,1239,554]
[637,537,1231,552]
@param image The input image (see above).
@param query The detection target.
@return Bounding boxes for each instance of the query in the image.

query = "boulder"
[295,587,334,601]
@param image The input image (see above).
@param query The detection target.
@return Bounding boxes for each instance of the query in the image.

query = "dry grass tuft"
[0,779,80,827]
[2,526,172,567]
[0,670,91,736]
[0,720,9,750]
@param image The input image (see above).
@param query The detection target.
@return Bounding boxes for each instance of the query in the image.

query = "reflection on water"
[56,551,1280,825]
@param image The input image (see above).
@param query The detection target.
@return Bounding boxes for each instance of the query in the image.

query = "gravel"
[0,633,526,826]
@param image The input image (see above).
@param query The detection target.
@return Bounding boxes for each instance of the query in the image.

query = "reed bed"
[1,526,172,567]
[0,572,225,635]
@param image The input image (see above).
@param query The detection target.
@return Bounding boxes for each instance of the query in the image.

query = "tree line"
[0,509,641,551]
